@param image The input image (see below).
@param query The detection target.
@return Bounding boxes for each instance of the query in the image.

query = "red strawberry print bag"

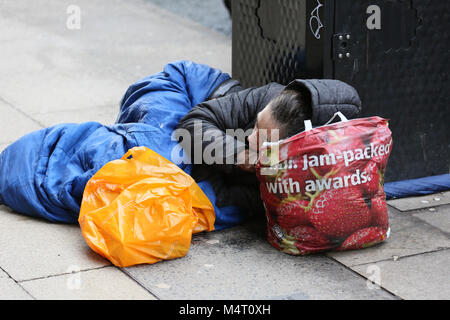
[256,112,393,255]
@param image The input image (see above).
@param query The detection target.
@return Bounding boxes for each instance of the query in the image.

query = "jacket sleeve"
[201,166,265,217]
[175,83,281,174]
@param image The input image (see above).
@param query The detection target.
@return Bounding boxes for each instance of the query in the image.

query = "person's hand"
[236,149,257,173]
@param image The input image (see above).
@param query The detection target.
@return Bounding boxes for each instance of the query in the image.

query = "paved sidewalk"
[0,0,449,300]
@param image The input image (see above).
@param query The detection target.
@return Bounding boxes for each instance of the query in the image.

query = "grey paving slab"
[124,220,395,300]
[388,191,450,212]
[0,33,129,116]
[352,249,450,300]
[412,205,450,234]
[1,266,33,299]
[32,104,119,127]
[145,0,232,37]
[0,0,231,117]
[0,268,9,279]
[0,278,33,300]
[327,206,450,267]
[20,266,156,300]
[0,99,43,144]
[0,205,110,282]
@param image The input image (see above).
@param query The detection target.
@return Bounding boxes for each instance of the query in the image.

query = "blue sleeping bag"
[0,60,247,230]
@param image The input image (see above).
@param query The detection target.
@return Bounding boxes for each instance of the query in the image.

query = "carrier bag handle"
[304,120,313,131]
[324,111,348,125]
[304,112,348,132]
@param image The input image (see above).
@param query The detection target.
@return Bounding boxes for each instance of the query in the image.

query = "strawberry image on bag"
[256,112,393,255]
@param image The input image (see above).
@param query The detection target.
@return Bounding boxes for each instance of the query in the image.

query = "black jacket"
[176,78,362,218]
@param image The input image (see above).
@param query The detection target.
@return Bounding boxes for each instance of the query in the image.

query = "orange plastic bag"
[78,146,215,267]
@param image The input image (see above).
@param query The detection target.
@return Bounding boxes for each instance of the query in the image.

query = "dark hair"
[269,88,312,138]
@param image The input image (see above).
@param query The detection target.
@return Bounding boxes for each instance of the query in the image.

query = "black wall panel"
[232,0,449,182]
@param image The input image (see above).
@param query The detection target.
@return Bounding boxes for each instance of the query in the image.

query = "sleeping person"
[0,60,361,230]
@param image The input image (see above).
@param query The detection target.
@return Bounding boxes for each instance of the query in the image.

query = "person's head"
[247,88,312,151]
